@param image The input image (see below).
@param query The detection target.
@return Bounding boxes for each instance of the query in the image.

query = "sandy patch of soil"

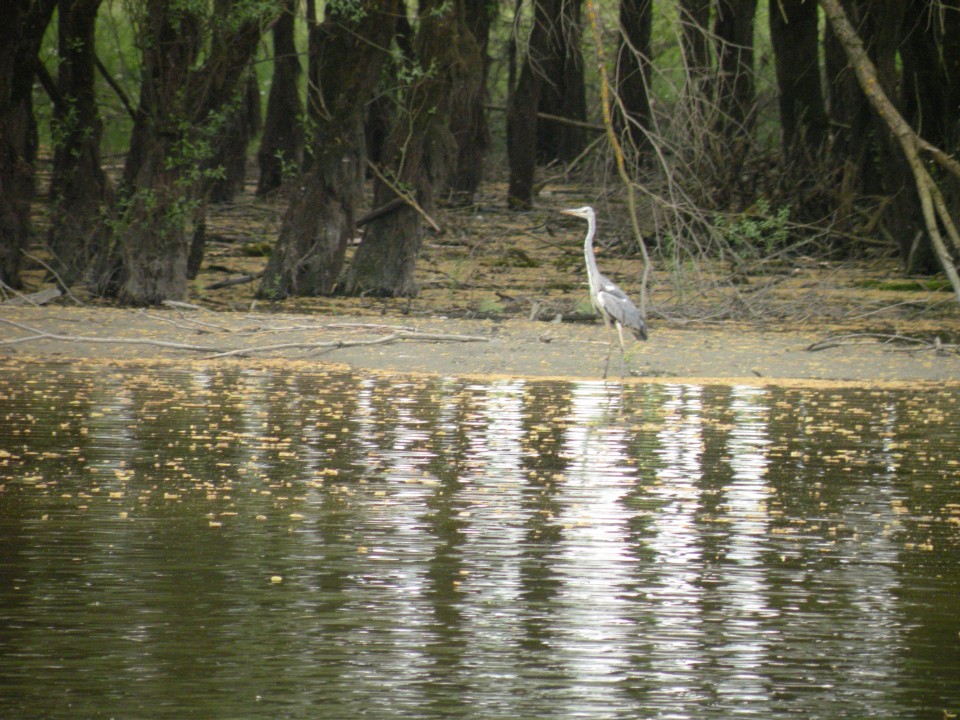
[2,305,958,387]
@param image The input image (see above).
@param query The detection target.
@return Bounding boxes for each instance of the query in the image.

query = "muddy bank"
[2,306,958,386]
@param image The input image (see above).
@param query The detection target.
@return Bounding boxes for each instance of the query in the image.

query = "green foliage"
[476,296,505,314]
[715,199,791,258]
[855,278,952,292]
[494,247,540,268]
[327,0,366,22]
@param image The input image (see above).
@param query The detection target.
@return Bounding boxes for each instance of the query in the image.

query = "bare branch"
[364,159,442,233]
[0,317,223,352]
[205,330,488,359]
[819,0,960,305]
[807,332,958,354]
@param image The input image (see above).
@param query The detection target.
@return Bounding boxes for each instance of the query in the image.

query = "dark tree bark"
[769,0,827,163]
[256,0,304,197]
[898,0,960,272]
[616,0,653,159]
[258,1,399,299]
[507,0,559,209]
[97,0,277,305]
[713,0,758,139]
[824,0,937,271]
[824,1,871,174]
[678,0,712,95]
[344,0,467,296]
[208,70,260,203]
[48,0,109,286]
[448,0,496,203]
[0,0,56,290]
[536,0,587,163]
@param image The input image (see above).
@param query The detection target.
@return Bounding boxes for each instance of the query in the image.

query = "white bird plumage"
[561,205,647,378]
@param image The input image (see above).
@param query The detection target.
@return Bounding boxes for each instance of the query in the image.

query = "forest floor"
[4,182,960,387]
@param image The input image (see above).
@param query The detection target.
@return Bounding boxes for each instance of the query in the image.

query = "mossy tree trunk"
[448,0,496,203]
[208,71,261,204]
[258,1,399,299]
[344,0,467,297]
[48,0,110,286]
[96,0,276,305]
[0,0,55,290]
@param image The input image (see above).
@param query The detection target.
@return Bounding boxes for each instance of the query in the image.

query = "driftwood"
[0,316,223,352]
[356,198,406,228]
[0,315,488,359]
[205,271,265,290]
[2,286,62,306]
[205,330,488,359]
[807,332,958,354]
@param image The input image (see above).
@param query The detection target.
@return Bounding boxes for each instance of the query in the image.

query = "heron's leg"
[601,314,614,379]
[602,337,613,379]
[615,322,627,377]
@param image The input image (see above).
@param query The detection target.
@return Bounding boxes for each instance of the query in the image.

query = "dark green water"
[1,361,958,719]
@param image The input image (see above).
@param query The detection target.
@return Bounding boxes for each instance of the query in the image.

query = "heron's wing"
[596,274,629,301]
[597,282,648,341]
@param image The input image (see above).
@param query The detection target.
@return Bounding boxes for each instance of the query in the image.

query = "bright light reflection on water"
[1,362,959,719]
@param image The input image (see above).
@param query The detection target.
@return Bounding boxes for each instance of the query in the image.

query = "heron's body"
[562,205,647,377]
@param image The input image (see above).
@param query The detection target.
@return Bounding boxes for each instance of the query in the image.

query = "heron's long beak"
[560,208,576,217]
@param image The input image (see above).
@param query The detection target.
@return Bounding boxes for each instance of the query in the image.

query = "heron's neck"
[583,215,601,290]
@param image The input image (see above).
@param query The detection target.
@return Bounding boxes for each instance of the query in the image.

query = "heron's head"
[560,206,595,221]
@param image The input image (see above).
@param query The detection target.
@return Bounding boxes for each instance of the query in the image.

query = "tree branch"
[0,316,488,361]
[807,332,957,354]
[364,159,442,233]
[818,0,960,305]
[0,317,223,352]
[205,330,488,359]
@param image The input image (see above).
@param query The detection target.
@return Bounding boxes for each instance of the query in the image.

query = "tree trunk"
[860,2,919,269]
[0,0,56,290]
[537,0,587,163]
[448,0,496,203]
[819,0,960,300]
[616,0,653,159]
[259,0,399,299]
[256,0,303,197]
[678,0,712,96]
[209,70,260,203]
[98,0,276,304]
[48,0,109,286]
[344,0,464,296]
[507,0,558,209]
[898,0,960,272]
[769,0,827,163]
[713,0,758,139]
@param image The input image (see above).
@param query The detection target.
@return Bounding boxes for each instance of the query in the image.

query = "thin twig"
[364,159,442,233]
[21,251,84,305]
[806,332,958,353]
[205,330,488,359]
[205,271,264,290]
[0,317,223,352]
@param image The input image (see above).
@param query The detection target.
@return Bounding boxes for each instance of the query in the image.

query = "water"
[1,361,958,719]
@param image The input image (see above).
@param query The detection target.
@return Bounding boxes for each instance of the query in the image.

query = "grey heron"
[561,205,647,378]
